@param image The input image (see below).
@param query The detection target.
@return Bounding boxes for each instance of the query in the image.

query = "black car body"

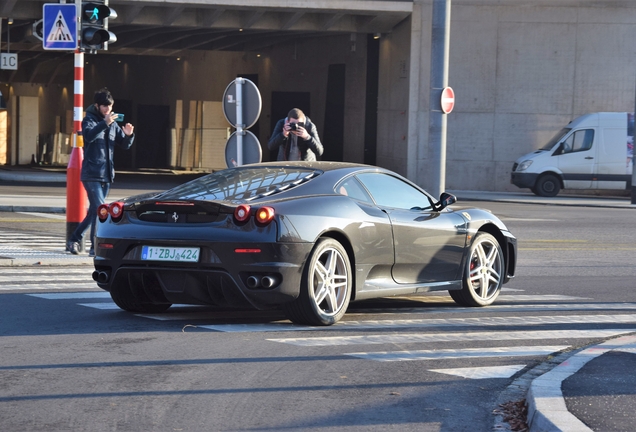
[93,162,517,325]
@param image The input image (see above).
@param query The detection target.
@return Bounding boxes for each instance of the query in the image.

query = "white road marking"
[79,303,197,311]
[616,344,636,355]
[199,314,636,332]
[268,329,635,346]
[429,364,527,379]
[78,303,121,310]
[350,302,636,315]
[0,282,98,291]
[29,292,111,300]
[498,295,589,301]
[346,345,570,362]
[16,212,66,220]
[1,267,92,275]
[0,274,94,283]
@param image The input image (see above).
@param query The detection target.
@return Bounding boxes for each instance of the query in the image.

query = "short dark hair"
[287,108,305,120]
[94,88,114,106]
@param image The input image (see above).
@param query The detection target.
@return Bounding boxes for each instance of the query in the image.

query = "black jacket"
[81,104,134,183]
[267,117,323,161]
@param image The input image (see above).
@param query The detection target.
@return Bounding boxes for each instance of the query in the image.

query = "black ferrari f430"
[92,162,517,325]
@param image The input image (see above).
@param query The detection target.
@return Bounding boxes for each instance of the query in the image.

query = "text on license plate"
[141,246,200,262]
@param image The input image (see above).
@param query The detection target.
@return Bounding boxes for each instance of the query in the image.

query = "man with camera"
[268,108,323,161]
[67,87,134,256]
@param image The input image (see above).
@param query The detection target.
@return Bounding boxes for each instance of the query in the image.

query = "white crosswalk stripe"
[267,329,636,346]
[14,281,636,377]
[346,345,571,362]
[0,227,92,260]
[0,231,67,252]
[0,262,96,291]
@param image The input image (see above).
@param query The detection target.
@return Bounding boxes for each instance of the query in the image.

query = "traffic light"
[80,1,117,51]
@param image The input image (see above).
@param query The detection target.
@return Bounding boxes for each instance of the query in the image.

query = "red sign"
[441,87,455,114]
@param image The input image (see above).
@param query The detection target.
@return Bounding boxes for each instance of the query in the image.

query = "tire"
[449,232,504,307]
[110,276,172,314]
[282,238,352,326]
[534,174,561,197]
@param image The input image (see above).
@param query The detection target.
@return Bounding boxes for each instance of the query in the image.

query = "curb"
[527,334,636,432]
[0,171,66,183]
[0,205,66,213]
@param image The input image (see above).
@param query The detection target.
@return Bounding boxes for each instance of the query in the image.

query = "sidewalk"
[1,165,636,431]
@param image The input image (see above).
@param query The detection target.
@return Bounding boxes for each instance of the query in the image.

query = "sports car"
[92,161,517,326]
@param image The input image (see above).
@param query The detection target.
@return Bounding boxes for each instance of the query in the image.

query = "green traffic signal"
[80,1,117,51]
[82,3,117,23]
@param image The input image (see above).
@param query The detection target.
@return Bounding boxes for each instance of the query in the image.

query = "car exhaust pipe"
[261,276,279,289]
[92,271,110,283]
[246,275,261,289]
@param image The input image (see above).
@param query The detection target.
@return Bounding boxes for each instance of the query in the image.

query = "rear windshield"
[540,128,571,150]
[156,167,320,201]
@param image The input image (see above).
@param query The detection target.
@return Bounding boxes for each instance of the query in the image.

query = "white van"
[511,112,634,196]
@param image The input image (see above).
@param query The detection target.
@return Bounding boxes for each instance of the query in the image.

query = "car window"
[561,129,594,154]
[355,173,433,210]
[335,177,374,203]
[157,167,320,201]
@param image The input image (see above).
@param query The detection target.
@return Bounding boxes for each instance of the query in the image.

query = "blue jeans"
[70,181,111,249]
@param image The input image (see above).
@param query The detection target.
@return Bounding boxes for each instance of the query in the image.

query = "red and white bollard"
[66,51,88,250]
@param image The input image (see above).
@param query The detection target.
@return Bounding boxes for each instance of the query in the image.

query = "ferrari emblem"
[172,212,179,223]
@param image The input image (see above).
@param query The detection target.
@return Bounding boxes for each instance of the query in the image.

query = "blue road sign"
[43,3,77,50]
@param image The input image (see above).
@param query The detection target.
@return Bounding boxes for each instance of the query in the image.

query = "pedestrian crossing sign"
[42,3,77,50]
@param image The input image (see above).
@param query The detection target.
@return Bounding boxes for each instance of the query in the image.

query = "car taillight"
[234,204,251,222]
[109,202,124,222]
[97,202,125,223]
[255,207,275,224]
[97,204,110,222]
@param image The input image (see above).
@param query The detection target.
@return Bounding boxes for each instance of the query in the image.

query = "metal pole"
[236,77,244,166]
[428,0,451,198]
[632,136,636,204]
[632,111,636,204]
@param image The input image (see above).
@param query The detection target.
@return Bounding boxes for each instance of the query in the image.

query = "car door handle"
[585,157,594,159]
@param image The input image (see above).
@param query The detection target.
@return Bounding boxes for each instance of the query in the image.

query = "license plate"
[141,246,200,262]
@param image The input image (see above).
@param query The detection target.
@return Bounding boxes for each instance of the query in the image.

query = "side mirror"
[435,192,457,211]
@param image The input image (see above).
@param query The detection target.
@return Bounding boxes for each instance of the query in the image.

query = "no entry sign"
[441,86,455,114]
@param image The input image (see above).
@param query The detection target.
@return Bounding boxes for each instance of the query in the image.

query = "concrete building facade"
[1,0,635,192]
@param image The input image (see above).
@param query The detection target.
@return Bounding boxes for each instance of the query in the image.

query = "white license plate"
[141,246,200,262]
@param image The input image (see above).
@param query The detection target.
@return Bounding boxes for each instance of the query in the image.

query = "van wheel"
[534,174,561,197]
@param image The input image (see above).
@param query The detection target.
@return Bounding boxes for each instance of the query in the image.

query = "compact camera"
[114,113,125,122]
[288,122,304,131]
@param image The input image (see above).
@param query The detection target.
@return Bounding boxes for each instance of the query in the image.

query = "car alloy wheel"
[450,232,503,307]
[283,238,352,325]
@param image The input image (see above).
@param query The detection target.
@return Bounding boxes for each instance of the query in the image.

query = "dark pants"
[70,181,111,249]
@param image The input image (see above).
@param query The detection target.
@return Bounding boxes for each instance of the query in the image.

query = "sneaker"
[67,241,81,255]
[89,248,95,257]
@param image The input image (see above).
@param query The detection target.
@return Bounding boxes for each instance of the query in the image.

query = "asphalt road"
[1,200,636,431]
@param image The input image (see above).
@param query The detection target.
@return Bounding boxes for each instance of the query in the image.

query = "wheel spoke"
[324,286,339,312]
[312,248,349,314]
[315,261,329,282]
[469,240,503,299]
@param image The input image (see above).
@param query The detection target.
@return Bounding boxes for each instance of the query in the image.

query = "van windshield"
[540,128,571,150]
